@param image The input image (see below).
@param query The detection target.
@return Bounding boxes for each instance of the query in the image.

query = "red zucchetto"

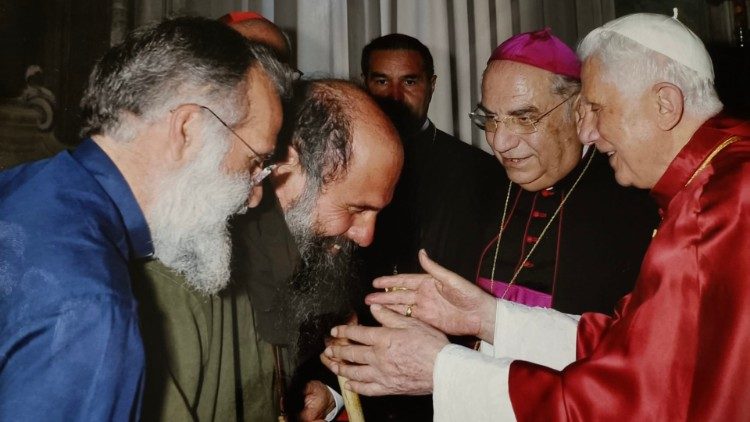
[488,28,581,80]
[219,11,267,24]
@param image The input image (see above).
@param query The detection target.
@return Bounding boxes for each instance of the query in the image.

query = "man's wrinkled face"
[364,49,436,124]
[284,183,353,264]
[481,60,581,191]
[578,57,660,189]
[282,118,401,360]
[309,123,399,250]
[282,118,401,256]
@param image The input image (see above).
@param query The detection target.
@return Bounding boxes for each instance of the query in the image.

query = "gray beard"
[283,185,359,361]
[147,124,251,295]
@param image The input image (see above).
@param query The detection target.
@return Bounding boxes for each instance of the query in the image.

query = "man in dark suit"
[360,33,504,284]
[358,33,505,421]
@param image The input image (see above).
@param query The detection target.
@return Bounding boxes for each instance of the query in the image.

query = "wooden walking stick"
[337,375,365,422]
[331,312,365,421]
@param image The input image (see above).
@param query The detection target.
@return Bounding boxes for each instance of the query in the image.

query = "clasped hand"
[322,303,448,396]
[367,249,496,341]
[322,250,498,396]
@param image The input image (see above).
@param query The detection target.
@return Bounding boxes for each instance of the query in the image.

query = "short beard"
[283,183,360,362]
[147,120,251,295]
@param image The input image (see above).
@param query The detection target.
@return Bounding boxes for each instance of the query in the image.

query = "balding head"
[227,18,290,63]
[274,79,402,251]
[293,80,401,187]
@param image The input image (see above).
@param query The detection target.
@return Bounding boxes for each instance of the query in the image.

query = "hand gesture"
[365,250,497,342]
[321,304,449,396]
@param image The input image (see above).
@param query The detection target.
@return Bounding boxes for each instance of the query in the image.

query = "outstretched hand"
[365,250,497,342]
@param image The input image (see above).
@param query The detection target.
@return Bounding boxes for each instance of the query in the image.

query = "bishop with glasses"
[467,28,657,315]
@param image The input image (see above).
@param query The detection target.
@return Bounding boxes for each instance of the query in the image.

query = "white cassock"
[432,300,580,421]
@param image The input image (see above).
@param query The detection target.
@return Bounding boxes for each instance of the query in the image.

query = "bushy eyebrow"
[506,106,540,116]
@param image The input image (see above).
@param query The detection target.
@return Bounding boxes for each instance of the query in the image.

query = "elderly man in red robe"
[323,12,750,420]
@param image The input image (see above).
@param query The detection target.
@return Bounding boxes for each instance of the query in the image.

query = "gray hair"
[286,79,356,190]
[80,16,292,142]
[577,30,722,119]
[550,74,581,124]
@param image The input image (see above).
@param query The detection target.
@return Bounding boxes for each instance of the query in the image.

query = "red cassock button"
[532,210,547,218]
[522,261,534,268]
[540,189,555,197]
[526,235,539,244]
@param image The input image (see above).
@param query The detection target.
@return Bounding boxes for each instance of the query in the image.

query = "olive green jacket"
[132,260,279,421]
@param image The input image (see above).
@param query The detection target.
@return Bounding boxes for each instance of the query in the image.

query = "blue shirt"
[0,139,153,421]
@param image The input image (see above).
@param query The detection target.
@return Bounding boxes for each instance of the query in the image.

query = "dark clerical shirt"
[476,149,658,315]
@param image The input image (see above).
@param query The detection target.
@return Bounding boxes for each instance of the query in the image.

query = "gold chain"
[489,151,596,299]
[651,135,740,239]
[684,136,739,187]
[488,180,514,284]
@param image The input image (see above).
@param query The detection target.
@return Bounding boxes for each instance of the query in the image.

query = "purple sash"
[476,277,552,308]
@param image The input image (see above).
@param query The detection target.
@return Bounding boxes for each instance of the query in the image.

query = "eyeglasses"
[198,105,277,185]
[469,95,573,135]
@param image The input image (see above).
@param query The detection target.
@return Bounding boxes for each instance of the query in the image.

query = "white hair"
[147,115,252,295]
[550,74,581,125]
[577,30,722,119]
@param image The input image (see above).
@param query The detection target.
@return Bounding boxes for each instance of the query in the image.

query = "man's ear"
[573,94,584,132]
[167,104,202,163]
[272,145,301,176]
[429,74,437,94]
[653,82,684,131]
[271,145,306,211]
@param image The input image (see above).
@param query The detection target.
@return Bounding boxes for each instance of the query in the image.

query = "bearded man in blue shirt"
[0,17,289,420]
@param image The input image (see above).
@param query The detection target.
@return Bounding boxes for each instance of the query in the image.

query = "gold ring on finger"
[385,286,409,293]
